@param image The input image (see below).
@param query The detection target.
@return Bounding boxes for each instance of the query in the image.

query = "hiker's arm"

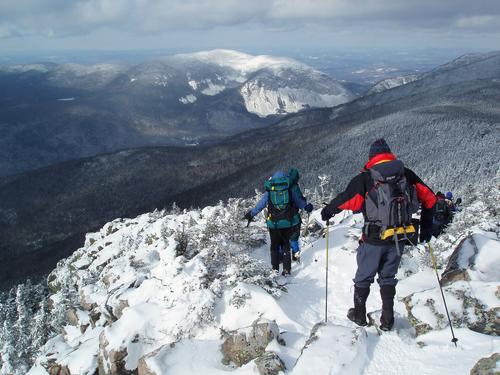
[324,173,366,215]
[406,168,436,242]
[291,191,307,210]
[405,168,436,210]
[250,192,269,217]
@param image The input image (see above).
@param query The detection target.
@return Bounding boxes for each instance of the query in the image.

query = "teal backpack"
[264,176,294,226]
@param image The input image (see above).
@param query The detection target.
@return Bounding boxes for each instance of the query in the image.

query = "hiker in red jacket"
[321,139,436,331]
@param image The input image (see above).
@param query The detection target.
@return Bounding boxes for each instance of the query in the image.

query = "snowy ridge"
[22,182,500,375]
[367,74,420,94]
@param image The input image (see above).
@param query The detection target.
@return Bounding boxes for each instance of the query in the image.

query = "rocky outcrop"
[137,344,175,375]
[47,361,71,375]
[470,353,500,375]
[221,319,281,367]
[255,352,286,375]
[403,234,500,336]
[98,331,135,375]
[441,236,477,286]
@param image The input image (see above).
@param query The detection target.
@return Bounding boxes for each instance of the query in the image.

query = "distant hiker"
[288,168,310,261]
[320,139,436,331]
[445,191,460,214]
[432,192,451,237]
[245,171,313,276]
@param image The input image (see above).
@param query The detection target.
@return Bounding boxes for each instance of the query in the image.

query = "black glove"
[321,206,334,222]
[244,211,253,221]
[304,203,313,213]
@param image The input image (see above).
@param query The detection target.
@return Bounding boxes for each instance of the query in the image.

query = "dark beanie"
[369,138,391,159]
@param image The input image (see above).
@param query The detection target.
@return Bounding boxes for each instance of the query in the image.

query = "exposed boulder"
[403,234,500,336]
[97,331,135,375]
[221,318,281,367]
[113,299,129,320]
[255,352,286,375]
[137,345,171,375]
[47,361,71,375]
[470,353,500,375]
[442,234,500,286]
[80,290,98,311]
[441,236,477,285]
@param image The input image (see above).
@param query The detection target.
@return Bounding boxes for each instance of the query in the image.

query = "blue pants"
[353,242,402,288]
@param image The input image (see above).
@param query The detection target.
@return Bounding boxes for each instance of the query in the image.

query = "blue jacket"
[250,171,307,229]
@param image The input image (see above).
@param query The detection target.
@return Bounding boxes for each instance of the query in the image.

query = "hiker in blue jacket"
[245,171,313,276]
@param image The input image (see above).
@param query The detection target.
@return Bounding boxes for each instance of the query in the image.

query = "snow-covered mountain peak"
[174,49,307,75]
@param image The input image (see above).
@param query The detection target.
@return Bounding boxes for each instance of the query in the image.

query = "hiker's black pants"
[269,227,294,272]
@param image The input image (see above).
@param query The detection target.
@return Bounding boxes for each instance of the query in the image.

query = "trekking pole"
[325,219,330,323]
[426,241,458,347]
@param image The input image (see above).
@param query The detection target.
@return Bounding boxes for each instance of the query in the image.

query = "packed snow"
[20,184,499,375]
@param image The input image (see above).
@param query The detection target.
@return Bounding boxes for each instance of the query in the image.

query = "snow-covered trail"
[249,212,499,375]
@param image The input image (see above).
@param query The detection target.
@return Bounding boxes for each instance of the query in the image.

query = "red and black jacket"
[324,153,437,243]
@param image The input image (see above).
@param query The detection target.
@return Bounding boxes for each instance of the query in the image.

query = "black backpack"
[365,160,420,242]
[434,199,449,222]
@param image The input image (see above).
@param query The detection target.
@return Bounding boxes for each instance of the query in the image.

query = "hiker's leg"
[268,229,281,271]
[353,242,383,288]
[377,245,401,331]
[377,245,401,287]
[281,227,293,273]
[348,242,382,325]
[289,224,300,252]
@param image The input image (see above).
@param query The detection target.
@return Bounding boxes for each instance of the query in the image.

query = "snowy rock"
[47,361,71,375]
[47,271,62,294]
[470,353,500,375]
[112,299,129,320]
[97,331,133,375]
[80,289,98,311]
[67,307,80,326]
[403,282,499,336]
[221,318,281,366]
[292,323,368,374]
[442,234,500,286]
[403,234,500,336]
[137,344,174,375]
[254,352,286,375]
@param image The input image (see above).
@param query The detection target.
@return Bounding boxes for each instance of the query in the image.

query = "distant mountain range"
[0,50,499,288]
[0,49,353,177]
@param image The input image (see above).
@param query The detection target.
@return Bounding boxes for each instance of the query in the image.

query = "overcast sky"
[1,0,499,53]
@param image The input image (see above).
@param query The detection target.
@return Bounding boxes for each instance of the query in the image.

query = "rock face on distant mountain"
[367,74,420,94]
[0,49,353,177]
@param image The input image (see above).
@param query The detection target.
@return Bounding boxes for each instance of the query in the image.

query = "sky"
[0,0,499,55]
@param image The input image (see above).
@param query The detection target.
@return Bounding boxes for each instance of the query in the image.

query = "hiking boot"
[292,251,300,262]
[380,285,396,331]
[281,269,290,277]
[347,286,370,326]
[347,308,368,326]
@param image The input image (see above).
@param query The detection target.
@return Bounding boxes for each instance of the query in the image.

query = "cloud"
[0,0,499,39]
